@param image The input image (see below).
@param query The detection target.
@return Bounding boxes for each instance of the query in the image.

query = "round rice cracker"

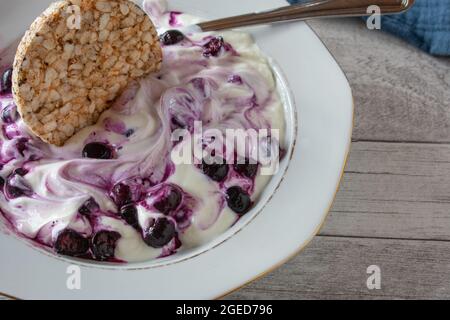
[12,0,162,146]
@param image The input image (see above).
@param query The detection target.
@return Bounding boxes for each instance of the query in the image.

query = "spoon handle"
[197,0,414,31]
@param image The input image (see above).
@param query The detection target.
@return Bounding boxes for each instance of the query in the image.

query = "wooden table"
[227,18,450,300]
[2,17,449,301]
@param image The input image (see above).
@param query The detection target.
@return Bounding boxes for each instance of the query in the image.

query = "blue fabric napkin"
[287,0,450,56]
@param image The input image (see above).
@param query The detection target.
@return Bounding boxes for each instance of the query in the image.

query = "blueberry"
[6,173,32,199]
[154,186,182,215]
[234,159,258,179]
[16,138,28,157]
[6,184,25,198]
[14,168,28,176]
[78,198,100,216]
[228,75,243,84]
[226,186,252,216]
[125,129,135,138]
[203,37,224,57]
[111,183,132,207]
[143,218,176,248]
[120,204,139,229]
[0,68,13,94]
[55,229,89,257]
[202,158,229,182]
[160,30,185,45]
[6,187,25,198]
[171,116,187,130]
[82,142,114,159]
[91,231,121,261]
[1,104,19,124]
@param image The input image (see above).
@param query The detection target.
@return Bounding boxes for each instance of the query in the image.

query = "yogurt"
[0,0,286,263]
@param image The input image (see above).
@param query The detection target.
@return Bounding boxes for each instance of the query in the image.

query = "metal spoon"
[196,0,414,32]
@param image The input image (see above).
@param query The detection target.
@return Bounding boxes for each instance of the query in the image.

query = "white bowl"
[0,0,353,299]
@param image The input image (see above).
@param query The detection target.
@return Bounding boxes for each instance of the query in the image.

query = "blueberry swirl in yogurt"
[0,0,286,263]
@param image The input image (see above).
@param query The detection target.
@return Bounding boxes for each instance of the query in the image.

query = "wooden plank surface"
[227,18,450,300]
[226,236,450,300]
[325,141,450,240]
[310,19,450,143]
